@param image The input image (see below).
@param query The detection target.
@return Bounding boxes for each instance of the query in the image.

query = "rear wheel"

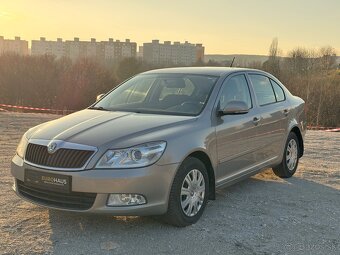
[163,157,209,227]
[273,132,300,178]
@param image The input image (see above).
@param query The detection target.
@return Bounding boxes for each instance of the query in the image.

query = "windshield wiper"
[88,106,110,111]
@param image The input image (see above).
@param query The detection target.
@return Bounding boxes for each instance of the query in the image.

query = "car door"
[247,73,288,163]
[215,73,259,184]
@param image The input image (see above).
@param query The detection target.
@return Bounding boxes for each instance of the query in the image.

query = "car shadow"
[46,169,340,254]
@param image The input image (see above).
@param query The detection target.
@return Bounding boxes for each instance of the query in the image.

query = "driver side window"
[219,74,252,110]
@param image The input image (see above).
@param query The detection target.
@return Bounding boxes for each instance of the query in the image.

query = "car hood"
[28,109,196,148]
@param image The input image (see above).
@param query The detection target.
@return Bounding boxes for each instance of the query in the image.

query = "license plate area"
[24,169,72,193]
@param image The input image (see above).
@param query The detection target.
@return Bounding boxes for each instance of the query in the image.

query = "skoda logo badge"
[47,142,58,154]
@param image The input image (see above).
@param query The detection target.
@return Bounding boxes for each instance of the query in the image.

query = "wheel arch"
[187,151,216,200]
[290,126,304,157]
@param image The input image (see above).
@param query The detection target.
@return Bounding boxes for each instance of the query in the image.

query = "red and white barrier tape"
[0,103,53,111]
[0,103,74,113]
[307,126,340,132]
[324,128,340,132]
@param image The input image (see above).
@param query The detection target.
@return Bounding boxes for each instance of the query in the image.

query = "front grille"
[25,143,94,169]
[17,180,96,210]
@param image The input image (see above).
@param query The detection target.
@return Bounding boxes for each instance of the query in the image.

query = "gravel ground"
[0,112,339,255]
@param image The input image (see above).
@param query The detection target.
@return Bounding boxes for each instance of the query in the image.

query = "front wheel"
[163,157,209,227]
[273,132,300,178]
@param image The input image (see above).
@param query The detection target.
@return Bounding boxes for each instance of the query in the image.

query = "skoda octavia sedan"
[11,67,306,227]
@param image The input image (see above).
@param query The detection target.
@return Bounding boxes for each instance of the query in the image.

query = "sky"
[1,0,339,55]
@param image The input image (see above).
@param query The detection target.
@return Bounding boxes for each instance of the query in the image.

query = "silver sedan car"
[11,67,306,227]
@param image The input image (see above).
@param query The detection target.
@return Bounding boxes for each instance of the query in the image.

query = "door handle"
[253,117,260,125]
[283,109,290,116]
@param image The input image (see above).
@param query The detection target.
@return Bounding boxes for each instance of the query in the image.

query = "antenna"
[230,57,235,67]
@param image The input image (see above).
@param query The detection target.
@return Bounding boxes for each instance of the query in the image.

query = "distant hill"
[206,54,340,68]
[205,54,269,66]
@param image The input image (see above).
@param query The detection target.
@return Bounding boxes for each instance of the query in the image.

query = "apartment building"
[103,38,137,61]
[143,40,205,66]
[31,37,136,61]
[31,37,66,58]
[5,36,204,65]
[137,46,144,58]
[65,38,101,59]
[0,36,29,56]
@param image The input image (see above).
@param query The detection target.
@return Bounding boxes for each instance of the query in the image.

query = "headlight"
[16,134,29,159]
[96,141,166,169]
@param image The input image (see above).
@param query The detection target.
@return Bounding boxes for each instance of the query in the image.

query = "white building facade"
[143,40,204,66]
[5,36,204,65]
[0,36,29,56]
[103,39,137,61]
[31,37,66,58]
[31,37,137,61]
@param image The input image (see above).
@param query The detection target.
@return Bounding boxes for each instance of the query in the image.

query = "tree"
[57,58,117,110]
[263,38,281,77]
[116,57,144,81]
[318,46,337,71]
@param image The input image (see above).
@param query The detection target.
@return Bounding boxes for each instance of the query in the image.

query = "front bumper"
[11,155,179,216]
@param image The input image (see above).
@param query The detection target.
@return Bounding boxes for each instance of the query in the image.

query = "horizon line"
[1,35,339,57]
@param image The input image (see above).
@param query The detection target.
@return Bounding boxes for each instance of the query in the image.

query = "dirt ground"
[0,112,339,255]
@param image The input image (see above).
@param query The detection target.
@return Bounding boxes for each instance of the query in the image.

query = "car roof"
[141,67,259,76]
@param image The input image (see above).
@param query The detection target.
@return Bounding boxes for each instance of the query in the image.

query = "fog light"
[107,194,146,206]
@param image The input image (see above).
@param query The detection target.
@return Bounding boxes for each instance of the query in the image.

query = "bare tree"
[263,38,281,77]
[0,50,339,126]
[280,46,339,126]
[269,37,279,59]
[318,46,337,70]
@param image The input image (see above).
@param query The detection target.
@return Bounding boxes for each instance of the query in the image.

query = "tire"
[273,132,300,178]
[163,157,209,227]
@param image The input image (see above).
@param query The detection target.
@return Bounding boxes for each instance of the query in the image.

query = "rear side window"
[270,79,285,102]
[249,74,276,106]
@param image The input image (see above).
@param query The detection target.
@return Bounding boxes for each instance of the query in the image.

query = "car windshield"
[93,73,218,116]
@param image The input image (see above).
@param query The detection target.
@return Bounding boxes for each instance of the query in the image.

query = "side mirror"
[96,93,105,102]
[218,101,249,116]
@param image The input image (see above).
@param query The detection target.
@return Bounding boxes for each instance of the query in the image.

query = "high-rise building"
[65,37,101,60]
[31,37,66,58]
[0,36,29,56]
[103,38,137,61]
[195,44,205,62]
[143,40,205,66]
[4,36,205,65]
[137,46,144,58]
[31,37,137,61]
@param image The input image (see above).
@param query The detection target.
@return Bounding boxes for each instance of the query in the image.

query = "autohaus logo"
[47,141,58,154]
